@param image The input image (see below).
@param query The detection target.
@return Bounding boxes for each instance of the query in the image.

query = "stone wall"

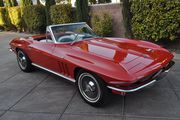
[90,3,125,37]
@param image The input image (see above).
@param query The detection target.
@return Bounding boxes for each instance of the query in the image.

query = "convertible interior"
[31,33,75,43]
[31,32,94,43]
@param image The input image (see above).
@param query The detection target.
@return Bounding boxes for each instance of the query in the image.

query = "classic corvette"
[9,22,174,106]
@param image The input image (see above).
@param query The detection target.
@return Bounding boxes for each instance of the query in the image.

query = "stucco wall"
[90,3,125,37]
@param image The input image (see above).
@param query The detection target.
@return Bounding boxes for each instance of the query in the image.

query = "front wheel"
[77,70,109,106]
[17,50,33,72]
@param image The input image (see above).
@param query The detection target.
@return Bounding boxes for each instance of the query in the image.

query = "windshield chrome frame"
[46,27,56,43]
[47,22,94,44]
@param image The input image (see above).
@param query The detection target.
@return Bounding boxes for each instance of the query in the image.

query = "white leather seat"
[40,39,53,42]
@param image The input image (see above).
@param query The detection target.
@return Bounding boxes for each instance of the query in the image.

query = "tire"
[17,49,33,72]
[76,70,109,106]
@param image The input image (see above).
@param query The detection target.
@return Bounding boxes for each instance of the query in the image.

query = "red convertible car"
[9,22,174,106]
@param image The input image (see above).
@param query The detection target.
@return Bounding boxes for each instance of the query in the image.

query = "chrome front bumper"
[108,61,175,93]
[107,80,156,93]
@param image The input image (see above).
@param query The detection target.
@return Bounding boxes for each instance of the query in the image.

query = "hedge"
[20,0,33,6]
[0,7,6,28]
[1,4,74,33]
[7,6,22,31]
[5,0,12,7]
[45,0,56,7]
[0,0,4,7]
[131,0,180,41]
[0,7,12,30]
[91,13,113,37]
[50,4,73,24]
[22,5,46,33]
[11,0,18,6]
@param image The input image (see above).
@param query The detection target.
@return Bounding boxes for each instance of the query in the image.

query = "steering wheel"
[57,35,74,43]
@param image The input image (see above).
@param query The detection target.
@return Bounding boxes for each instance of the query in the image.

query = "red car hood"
[73,37,173,79]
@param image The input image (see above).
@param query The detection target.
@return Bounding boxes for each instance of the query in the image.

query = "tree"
[76,0,89,22]
[45,0,56,25]
[0,0,4,7]
[5,0,12,7]
[37,0,40,5]
[122,0,133,38]
[98,0,111,4]
[11,0,18,6]
[89,0,96,4]
[20,0,33,6]
[45,0,56,7]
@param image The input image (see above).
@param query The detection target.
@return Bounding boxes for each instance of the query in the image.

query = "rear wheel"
[77,70,109,106]
[17,50,33,72]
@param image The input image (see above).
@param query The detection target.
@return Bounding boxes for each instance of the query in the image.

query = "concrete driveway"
[0,32,180,120]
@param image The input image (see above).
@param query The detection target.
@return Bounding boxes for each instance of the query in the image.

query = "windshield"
[50,23,98,43]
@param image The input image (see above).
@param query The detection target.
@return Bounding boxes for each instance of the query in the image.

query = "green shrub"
[50,4,73,24]
[7,6,22,31]
[0,0,4,7]
[5,0,12,7]
[0,7,6,28]
[0,7,12,30]
[98,0,111,4]
[11,0,18,6]
[20,0,33,6]
[131,0,180,41]
[89,0,96,4]
[45,0,55,7]
[91,13,113,37]
[22,5,46,33]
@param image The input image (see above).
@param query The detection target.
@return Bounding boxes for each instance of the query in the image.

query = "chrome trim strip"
[32,63,75,83]
[107,80,157,93]
[48,22,86,28]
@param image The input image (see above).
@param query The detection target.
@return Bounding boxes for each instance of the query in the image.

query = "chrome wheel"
[78,73,101,103]
[17,51,27,70]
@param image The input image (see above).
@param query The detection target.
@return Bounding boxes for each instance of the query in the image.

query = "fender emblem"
[146,48,153,52]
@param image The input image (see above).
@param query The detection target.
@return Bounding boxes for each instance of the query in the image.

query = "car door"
[28,32,59,72]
